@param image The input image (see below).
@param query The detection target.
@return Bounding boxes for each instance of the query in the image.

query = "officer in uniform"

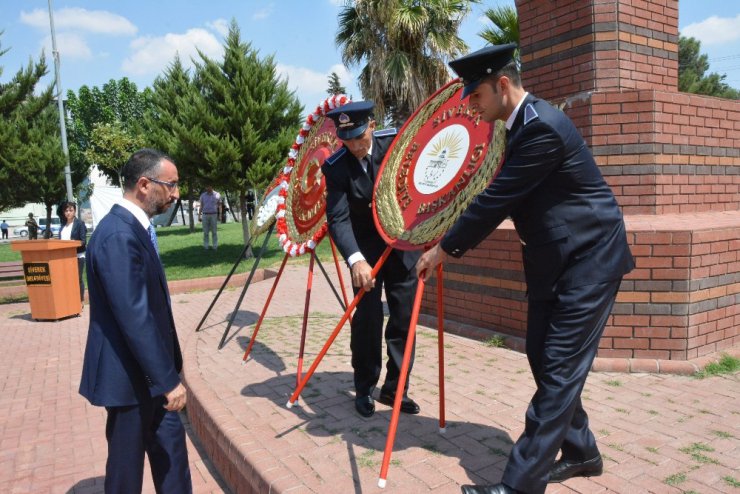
[324,101,421,418]
[416,45,635,494]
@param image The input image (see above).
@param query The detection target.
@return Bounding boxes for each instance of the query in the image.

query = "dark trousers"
[105,396,192,494]
[77,257,85,302]
[351,251,418,397]
[502,278,621,494]
[1,228,7,239]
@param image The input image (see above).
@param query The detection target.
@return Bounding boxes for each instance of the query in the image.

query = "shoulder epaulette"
[373,128,397,138]
[523,104,539,125]
[324,147,347,166]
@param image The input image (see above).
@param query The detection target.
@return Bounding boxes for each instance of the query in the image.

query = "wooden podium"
[11,239,82,320]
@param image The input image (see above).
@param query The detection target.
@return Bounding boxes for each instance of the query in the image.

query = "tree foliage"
[195,22,303,189]
[144,57,204,230]
[679,36,739,99]
[479,5,520,60]
[0,35,54,211]
[84,122,145,187]
[336,0,473,126]
[65,78,153,184]
[191,20,303,249]
[327,72,347,96]
[27,99,69,237]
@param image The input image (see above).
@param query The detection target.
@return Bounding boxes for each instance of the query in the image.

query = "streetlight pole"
[47,0,74,202]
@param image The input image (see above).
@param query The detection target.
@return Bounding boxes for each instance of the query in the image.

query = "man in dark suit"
[79,148,192,493]
[324,101,421,418]
[416,44,635,494]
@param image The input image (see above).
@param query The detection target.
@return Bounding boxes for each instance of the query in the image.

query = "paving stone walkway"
[0,262,738,493]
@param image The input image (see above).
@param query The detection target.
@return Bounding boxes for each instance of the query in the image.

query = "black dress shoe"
[460,483,519,494]
[548,455,603,482]
[354,395,375,417]
[377,391,420,414]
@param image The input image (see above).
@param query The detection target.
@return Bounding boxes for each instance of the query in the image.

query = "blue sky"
[1,0,738,113]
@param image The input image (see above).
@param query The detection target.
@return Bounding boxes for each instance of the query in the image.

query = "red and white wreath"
[276,94,350,256]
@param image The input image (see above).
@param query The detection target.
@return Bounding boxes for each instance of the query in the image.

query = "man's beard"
[144,196,171,217]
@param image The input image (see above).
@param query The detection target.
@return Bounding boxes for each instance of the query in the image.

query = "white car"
[13,218,61,237]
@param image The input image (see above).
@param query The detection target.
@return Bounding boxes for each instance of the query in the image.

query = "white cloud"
[20,8,137,36]
[682,14,740,45]
[122,28,223,77]
[252,6,273,21]
[206,19,230,37]
[40,32,93,60]
[276,63,358,110]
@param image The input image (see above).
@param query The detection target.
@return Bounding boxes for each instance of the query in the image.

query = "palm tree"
[479,5,520,62]
[336,0,474,127]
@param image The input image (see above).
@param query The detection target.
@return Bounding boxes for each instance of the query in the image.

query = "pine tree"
[327,72,347,96]
[679,36,739,99]
[0,35,53,211]
[145,56,204,230]
[192,20,303,251]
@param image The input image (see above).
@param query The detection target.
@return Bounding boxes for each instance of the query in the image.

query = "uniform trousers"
[502,278,621,494]
[351,251,418,397]
[104,396,192,494]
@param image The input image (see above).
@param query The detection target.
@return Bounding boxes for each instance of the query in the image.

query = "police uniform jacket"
[322,130,420,270]
[441,94,634,300]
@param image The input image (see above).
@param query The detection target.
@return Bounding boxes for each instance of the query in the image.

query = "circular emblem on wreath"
[373,80,505,251]
[276,94,350,256]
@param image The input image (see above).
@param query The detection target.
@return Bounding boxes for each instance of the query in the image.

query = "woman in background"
[58,201,87,303]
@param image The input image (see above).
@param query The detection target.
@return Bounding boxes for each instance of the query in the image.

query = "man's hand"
[351,260,375,291]
[164,382,187,412]
[415,244,447,281]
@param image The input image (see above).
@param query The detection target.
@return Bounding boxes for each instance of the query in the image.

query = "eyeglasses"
[146,177,179,190]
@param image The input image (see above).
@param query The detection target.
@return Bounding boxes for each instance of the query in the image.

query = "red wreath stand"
[239,95,355,390]
[286,80,502,487]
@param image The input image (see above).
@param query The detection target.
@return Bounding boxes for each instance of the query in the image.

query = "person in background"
[58,201,87,303]
[220,198,228,224]
[0,219,8,240]
[416,44,634,494]
[246,189,256,220]
[198,185,221,250]
[25,213,39,240]
[323,100,421,418]
[79,148,191,494]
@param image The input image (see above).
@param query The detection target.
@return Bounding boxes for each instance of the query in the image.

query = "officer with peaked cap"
[416,45,634,494]
[323,101,421,418]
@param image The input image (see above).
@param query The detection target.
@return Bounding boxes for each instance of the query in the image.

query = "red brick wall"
[517,0,679,98]
[422,215,740,361]
[420,0,740,361]
[568,90,740,215]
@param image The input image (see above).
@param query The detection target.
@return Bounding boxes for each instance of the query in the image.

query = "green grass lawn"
[0,222,337,281]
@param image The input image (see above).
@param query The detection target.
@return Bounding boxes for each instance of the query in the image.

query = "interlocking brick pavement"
[1,262,738,493]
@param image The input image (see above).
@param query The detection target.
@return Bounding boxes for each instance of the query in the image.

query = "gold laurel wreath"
[284,116,328,244]
[375,82,506,248]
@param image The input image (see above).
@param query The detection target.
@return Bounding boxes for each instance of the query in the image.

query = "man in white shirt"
[79,148,192,493]
[198,185,221,250]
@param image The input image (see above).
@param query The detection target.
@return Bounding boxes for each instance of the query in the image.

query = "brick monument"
[421,0,739,362]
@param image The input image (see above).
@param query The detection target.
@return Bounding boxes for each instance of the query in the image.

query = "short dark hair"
[120,148,172,191]
[495,60,521,87]
[58,201,77,225]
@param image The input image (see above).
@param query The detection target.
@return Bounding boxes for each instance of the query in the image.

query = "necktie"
[364,155,374,182]
[147,224,159,254]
